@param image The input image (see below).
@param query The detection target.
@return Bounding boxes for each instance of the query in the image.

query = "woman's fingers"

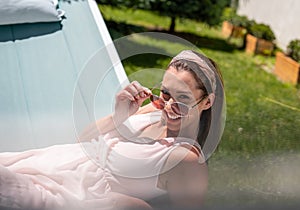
[131,81,147,98]
[132,81,152,99]
[116,89,135,102]
[125,83,139,99]
[123,81,151,101]
[114,81,152,124]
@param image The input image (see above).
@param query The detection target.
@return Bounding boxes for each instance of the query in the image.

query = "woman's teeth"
[167,113,181,120]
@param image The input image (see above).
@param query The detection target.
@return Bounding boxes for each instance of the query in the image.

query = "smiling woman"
[143,50,224,150]
[0,50,225,210]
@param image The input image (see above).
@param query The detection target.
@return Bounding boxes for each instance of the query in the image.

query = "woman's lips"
[162,110,182,123]
[166,112,181,120]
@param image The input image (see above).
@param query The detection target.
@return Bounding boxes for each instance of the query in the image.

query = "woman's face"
[160,66,208,137]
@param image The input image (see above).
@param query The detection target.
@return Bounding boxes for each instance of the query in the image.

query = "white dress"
[0,111,199,209]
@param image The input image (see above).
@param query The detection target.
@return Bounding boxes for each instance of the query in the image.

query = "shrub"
[286,39,300,63]
[248,22,276,42]
[222,8,250,28]
[230,15,250,28]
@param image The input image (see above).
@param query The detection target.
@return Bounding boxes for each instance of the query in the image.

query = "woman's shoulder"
[161,141,206,174]
[171,137,205,163]
[170,146,202,164]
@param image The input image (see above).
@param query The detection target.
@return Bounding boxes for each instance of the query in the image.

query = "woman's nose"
[164,98,174,110]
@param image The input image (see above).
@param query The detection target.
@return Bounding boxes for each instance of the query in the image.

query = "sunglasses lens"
[171,103,189,116]
[150,94,165,110]
[162,92,171,101]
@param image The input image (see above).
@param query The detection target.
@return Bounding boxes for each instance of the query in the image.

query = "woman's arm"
[78,114,118,141]
[108,192,153,210]
[79,81,151,141]
[164,148,208,209]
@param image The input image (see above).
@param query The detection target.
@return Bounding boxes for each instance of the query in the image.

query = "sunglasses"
[149,89,207,117]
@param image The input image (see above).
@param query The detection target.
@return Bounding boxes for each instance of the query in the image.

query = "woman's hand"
[78,81,151,141]
[113,81,151,126]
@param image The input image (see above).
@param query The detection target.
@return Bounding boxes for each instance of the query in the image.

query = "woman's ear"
[201,93,215,110]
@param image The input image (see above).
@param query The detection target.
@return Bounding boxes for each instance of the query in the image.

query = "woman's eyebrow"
[176,90,192,95]
[162,85,192,94]
[162,85,192,95]
[160,85,168,90]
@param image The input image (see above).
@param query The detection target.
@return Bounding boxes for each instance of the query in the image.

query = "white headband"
[171,50,216,93]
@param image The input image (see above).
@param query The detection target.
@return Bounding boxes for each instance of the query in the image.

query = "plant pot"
[222,21,246,39]
[245,34,274,55]
[274,51,300,85]
[231,26,246,38]
[222,21,233,37]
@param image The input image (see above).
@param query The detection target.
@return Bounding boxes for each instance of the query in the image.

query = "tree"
[97,0,231,32]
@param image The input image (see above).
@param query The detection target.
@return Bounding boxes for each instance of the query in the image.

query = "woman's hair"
[167,51,224,149]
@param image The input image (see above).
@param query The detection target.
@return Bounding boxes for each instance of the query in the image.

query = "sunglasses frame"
[149,85,208,117]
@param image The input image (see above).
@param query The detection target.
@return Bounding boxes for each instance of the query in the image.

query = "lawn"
[99,5,300,208]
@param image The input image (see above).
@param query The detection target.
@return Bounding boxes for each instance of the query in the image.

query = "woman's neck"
[167,129,179,138]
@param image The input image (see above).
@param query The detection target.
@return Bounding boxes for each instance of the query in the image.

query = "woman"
[0,50,224,210]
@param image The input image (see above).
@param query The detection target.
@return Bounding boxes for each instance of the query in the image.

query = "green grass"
[99,5,300,206]
[99,4,300,154]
